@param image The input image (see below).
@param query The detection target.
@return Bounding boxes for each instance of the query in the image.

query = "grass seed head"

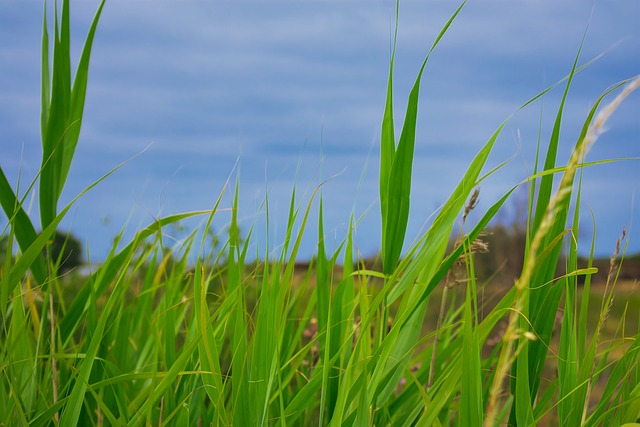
[462,187,480,223]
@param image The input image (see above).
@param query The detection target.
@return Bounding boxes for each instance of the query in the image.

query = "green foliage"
[1,1,640,426]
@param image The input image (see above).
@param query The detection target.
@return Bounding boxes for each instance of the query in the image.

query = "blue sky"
[1,1,639,262]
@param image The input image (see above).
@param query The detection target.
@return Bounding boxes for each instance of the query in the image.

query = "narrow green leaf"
[531,32,585,234]
[39,0,105,229]
[381,0,467,275]
[41,2,50,139]
[460,266,483,425]
[379,1,398,268]
[193,260,227,424]
[229,182,250,425]
[58,250,133,425]
[58,209,212,343]
[317,198,329,335]
[0,168,47,288]
[60,0,105,194]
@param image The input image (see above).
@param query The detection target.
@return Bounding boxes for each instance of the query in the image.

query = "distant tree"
[0,232,84,274]
[47,230,83,273]
[473,223,526,286]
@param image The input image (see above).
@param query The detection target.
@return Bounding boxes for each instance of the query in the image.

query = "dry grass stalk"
[484,76,640,427]
[581,227,628,422]
[428,188,482,389]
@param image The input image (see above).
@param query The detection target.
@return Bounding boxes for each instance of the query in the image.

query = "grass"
[1,0,640,425]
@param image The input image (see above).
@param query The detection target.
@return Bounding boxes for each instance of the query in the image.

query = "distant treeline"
[3,224,637,287]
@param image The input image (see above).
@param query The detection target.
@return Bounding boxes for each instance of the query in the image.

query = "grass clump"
[1,0,639,425]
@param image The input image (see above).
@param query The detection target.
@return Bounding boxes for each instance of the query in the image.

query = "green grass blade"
[41,3,50,140]
[522,74,631,419]
[317,198,329,336]
[228,182,250,425]
[460,251,483,426]
[3,205,65,307]
[40,1,69,229]
[6,291,37,414]
[557,164,584,426]
[0,168,47,289]
[379,2,398,273]
[508,38,585,423]
[388,122,506,306]
[57,209,212,343]
[61,0,105,193]
[193,260,227,423]
[530,32,584,234]
[381,0,466,275]
[58,251,133,425]
[406,185,516,318]
[326,217,355,422]
[317,197,330,425]
[39,0,104,229]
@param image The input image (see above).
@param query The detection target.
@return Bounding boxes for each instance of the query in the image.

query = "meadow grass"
[1,1,640,425]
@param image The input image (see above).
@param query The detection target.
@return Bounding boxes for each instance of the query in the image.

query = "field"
[1,1,640,426]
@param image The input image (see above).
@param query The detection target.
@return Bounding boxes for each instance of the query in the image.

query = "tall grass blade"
[0,169,47,290]
[317,198,329,336]
[460,246,483,426]
[228,183,250,425]
[58,209,212,343]
[379,2,398,275]
[380,1,466,275]
[317,197,331,424]
[58,250,133,425]
[194,259,227,423]
[326,216,355,422]
[39,0,105,229]
[519,70,633,423]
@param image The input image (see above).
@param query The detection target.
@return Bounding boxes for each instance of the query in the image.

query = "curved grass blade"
[1,154,130,312]
[0,169,47,290]
[57,209,213,344]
